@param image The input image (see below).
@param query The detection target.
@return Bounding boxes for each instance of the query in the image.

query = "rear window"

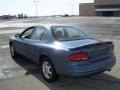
[51,26,90,41]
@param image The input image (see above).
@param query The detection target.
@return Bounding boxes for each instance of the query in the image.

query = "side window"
[31,26,45,40]
[41,30,48,41]
[21,28,34,39]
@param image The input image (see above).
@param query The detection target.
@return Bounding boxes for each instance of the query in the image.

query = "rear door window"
[31,26,45,40]
[41,30,48,41]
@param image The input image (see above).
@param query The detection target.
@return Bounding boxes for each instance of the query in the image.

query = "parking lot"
[0,17,120,90]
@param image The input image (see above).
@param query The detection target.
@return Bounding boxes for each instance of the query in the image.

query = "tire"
[10,44,17,58]
[40,57,59,82]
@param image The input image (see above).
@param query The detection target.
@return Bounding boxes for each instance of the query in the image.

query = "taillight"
[69,52,89,62]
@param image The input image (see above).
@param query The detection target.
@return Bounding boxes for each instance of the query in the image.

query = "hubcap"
[42,61,52,79]
[10,46,15,56]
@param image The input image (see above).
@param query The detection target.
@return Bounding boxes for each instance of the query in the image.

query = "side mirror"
[15,34,20,38]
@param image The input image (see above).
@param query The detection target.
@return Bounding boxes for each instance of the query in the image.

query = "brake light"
[69,52,89,61]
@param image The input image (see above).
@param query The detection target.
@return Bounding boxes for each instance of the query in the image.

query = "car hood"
[57,39,99,49]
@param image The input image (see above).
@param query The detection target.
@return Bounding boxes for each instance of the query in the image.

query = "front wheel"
[10,44,17,58]
[40,57,59,82]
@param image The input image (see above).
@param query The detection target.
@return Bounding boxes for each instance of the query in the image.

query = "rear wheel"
[10,44,17,58]
[40,57,59,82]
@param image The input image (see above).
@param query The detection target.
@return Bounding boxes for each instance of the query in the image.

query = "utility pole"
[34,0,39,17]
[72,0,75,15]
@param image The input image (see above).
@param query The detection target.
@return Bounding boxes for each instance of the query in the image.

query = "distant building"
[79,0,120,16]
[79,3,95,16]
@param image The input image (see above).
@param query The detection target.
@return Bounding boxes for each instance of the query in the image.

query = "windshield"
[51,26,90,41]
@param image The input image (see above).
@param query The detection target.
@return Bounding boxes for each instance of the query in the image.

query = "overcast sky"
[0,0,94,16]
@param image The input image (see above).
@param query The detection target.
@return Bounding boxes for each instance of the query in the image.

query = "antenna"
[33,0,39,17]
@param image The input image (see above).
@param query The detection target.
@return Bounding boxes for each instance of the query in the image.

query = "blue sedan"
[9,24,116,82]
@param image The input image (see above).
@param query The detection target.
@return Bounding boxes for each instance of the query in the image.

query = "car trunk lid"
[71,42,113,62]
[61,39,114,62]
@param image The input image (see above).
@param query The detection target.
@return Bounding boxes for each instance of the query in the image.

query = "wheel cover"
[42,61,52,79]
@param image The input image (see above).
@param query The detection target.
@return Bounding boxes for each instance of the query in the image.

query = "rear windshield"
[51,26,90,41]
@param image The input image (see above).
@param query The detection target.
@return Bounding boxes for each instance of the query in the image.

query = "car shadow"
[13,56,120,90]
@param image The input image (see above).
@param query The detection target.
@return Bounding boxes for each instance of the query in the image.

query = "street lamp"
[72,0,74,15]
[34,0,39,17]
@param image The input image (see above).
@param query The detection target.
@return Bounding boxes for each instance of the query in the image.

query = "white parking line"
[0,45,9,49]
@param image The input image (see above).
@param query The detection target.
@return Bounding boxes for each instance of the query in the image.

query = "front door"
[25,26,46,62]
[18,27,35,57]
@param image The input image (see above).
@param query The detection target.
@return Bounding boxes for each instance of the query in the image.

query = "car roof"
[38,24,78,29]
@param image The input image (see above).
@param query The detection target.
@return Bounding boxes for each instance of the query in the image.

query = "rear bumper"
[58,55,116,77]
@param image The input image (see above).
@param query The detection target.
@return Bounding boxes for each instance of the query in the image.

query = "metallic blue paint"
[9,24,116,77]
